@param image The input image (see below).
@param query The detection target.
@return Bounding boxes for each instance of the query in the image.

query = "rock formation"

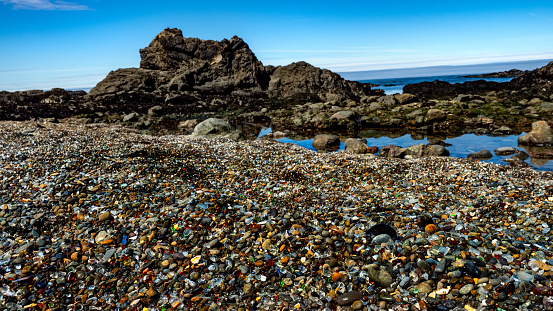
[89,28,375,103]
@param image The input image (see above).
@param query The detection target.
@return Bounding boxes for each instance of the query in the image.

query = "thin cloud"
[257,48,418,53]
[1,0,90,10]
[323,51,553,72]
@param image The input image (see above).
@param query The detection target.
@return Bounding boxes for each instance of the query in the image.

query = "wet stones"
[460,284,474,295]
[98,211,111,222]
[1,120,553,310]
[467,149,492,159]
[336,291,363,306]
[367,264,393,288]
[494,146,517,156]
[312,134,340,150]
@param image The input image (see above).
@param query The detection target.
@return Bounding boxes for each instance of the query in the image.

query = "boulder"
[148,105,164,117]
[191,118,245,141]
[393,93,418,105]
[404,144,449,158]
[344,138,369,154]
[177,119,200,131]
[512,151,529,161]
[377,95,397,106]
[368,102,383,112]
[428,145,449,156]
[467,150,492,159]
[518,121,553,146]
[378,145,405,158]
[493,126,512,135]
[123,112,139,122]
[330,110,357,120]
[494,147,517,156]
[426,109,445,122]
[312,134,340,150]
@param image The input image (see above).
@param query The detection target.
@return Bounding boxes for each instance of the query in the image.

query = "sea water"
[257,129,553,171]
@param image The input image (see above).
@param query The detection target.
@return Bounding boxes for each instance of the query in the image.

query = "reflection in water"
[256,128,552,171]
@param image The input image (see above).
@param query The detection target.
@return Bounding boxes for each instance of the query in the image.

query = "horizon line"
[1,58,552,92]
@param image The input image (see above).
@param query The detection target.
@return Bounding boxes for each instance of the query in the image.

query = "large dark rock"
[267,61,373,101]
[403,80,506,101]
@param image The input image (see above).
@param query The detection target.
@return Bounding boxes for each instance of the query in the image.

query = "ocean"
[338,58,552,95]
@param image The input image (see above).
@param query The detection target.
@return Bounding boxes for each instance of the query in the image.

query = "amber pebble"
[281,257,289,264]
[100,238,114,245]
[332,272,343,282]
[533,286,553,295]
[254,261,264,267]
[425,224,438,234]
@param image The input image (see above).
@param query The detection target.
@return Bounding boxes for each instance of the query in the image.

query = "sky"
[1,0,553,91]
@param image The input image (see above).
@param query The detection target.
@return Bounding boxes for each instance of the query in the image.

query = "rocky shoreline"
[1,120,553,311]
[1,29,552,144]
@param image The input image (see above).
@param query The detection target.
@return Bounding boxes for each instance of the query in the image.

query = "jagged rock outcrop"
[403,79,506,101]
[0,89,87,120]
[267,61,372,101]
[510,61,553,93]
[89,28,374,103]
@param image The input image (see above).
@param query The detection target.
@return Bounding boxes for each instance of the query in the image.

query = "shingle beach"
[1,119,553,311]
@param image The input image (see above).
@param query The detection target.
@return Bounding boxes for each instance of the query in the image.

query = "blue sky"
[1,0,553,91]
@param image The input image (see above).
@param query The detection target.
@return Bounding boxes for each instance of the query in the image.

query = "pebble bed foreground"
[1,120,553,311]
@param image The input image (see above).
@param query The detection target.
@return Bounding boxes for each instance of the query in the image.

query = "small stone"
[460,284,474,295]
[71,252,79,261]
[148,287,156,297]
[425,224,438,234]
[262,239,272,250]
[336,291,363,306]
[371,234,392,245]
[417,282,433,294]
[352,300,363,309]
[98,211,111,222]
[368,265,393,288]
